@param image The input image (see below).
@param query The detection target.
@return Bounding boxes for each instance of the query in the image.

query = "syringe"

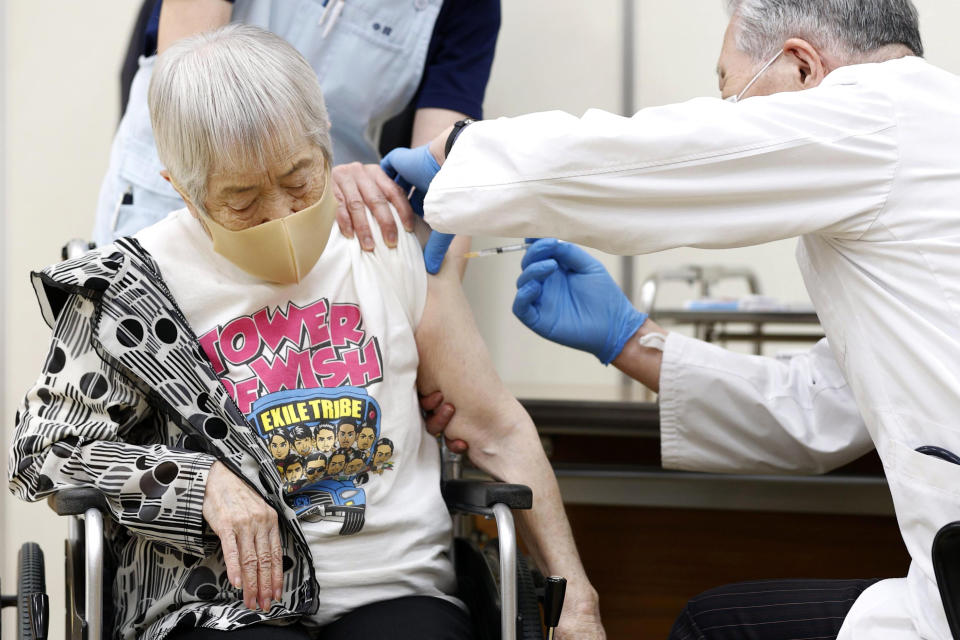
[463,242,533,259]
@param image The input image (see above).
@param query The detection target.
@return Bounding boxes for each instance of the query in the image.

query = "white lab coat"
[659,335,872,475]
[424,56,960,639]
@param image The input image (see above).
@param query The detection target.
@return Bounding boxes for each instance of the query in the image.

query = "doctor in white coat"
[382,0,960,638]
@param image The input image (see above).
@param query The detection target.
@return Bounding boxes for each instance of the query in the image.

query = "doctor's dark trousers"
[668,578,880,640]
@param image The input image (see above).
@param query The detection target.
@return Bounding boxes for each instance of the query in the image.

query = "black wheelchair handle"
[543,575,567,630]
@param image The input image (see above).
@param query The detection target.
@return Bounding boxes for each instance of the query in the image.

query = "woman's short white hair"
[148,24,332,210]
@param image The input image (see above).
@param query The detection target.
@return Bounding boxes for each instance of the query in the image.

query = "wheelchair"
[2,241,566,640]
[1,471,562,640]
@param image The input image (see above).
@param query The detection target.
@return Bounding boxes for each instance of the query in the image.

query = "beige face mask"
[197,173,337,284]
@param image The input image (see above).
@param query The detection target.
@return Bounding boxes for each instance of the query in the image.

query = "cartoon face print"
[344,454,366,476]
[294,437,314,456]
[291,425,315,457]
[294,435,314,456]
[315,425,336,453]
[304,455,327,482]
[285,459,304,482]
[373,439,394,467]
[269,433,291,460]
[337,422,357,449]
[327,449,348,476]
[356,425,376,452]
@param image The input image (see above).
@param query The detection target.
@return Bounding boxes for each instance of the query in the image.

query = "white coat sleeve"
[424,77,898,254]
[658,333,873,474]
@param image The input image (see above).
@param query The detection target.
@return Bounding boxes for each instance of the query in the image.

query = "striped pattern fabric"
[9,238,319,639]
[669,578,880,640]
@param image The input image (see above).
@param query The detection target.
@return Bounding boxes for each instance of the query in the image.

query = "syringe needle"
[464,243,533,259]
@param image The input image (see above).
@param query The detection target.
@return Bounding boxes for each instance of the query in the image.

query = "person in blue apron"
[92,0,500,252]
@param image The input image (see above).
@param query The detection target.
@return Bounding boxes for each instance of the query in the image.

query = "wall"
[3,0,960,637]
[2,2,141,637]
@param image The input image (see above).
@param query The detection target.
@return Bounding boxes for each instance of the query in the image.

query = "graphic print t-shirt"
[137,208,456,625]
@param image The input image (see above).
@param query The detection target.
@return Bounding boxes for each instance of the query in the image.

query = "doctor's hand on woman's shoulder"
[203,461,284,613]
[513,239,649,365]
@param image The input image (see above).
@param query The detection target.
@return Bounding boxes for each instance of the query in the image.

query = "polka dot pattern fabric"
[11,239,319,640]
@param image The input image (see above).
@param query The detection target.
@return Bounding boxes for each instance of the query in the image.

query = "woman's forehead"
[208,142,323,189]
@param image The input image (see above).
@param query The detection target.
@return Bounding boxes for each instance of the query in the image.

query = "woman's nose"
[259,195,300,224]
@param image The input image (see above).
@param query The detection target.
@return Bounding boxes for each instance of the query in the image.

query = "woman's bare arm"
[415,251,604,640]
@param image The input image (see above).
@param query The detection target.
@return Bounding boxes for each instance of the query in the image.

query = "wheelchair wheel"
[17,542,47,640]
[477,539,545,639]
[515,554,543,640]
[455,537,501,640]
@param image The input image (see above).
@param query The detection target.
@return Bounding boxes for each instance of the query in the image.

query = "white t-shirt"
[137,208,457,626]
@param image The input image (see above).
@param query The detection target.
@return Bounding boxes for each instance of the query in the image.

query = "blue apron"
[93,0,441,246]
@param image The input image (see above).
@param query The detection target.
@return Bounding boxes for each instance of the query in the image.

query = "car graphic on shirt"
[248,387,384,536]
[290,480,366,536]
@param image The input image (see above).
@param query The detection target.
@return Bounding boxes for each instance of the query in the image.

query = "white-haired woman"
[9,24,604,640]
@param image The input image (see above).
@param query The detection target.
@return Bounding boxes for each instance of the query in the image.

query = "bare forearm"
[612,320,667,392]
[415,259,599,615]
[411,108,467,147]
[157,0,232,53]
[482,410,598,610]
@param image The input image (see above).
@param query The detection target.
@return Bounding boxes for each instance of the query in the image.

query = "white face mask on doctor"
[725,50,783,103]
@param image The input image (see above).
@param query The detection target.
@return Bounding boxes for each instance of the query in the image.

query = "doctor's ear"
[783,38,828,90]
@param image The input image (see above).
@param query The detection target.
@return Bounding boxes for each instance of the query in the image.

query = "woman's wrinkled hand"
[202,461,284,611]
[332,162,415,251]
[556,593,606,640]
[418,391,467,454]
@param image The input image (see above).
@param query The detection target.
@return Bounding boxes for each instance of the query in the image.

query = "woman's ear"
[160,170,203,222]
[783,37,828,89]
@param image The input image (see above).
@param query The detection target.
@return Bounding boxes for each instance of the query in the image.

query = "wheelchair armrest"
[46,487,109,516]
[442,479,532,512]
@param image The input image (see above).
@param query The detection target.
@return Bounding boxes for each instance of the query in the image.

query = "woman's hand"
[202,461,284,611]
[557,590,606,640]
[418,391,467,453]
[332,162,416,251]
[557,610,606,640]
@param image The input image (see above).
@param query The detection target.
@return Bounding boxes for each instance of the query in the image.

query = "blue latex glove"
[513,239,649,364]
[380,145,452,274]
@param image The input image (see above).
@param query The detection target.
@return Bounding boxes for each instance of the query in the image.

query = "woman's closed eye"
[228,199,257,213]
[284,182,308,194]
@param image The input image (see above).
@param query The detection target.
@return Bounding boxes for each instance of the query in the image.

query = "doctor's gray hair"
[148,24,332,210]
[725,0,923,62]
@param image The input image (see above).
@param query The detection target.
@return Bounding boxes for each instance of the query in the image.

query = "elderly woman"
[8,25,603,640]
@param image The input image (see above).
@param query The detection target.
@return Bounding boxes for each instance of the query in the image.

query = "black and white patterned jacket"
[8,238,319,639]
